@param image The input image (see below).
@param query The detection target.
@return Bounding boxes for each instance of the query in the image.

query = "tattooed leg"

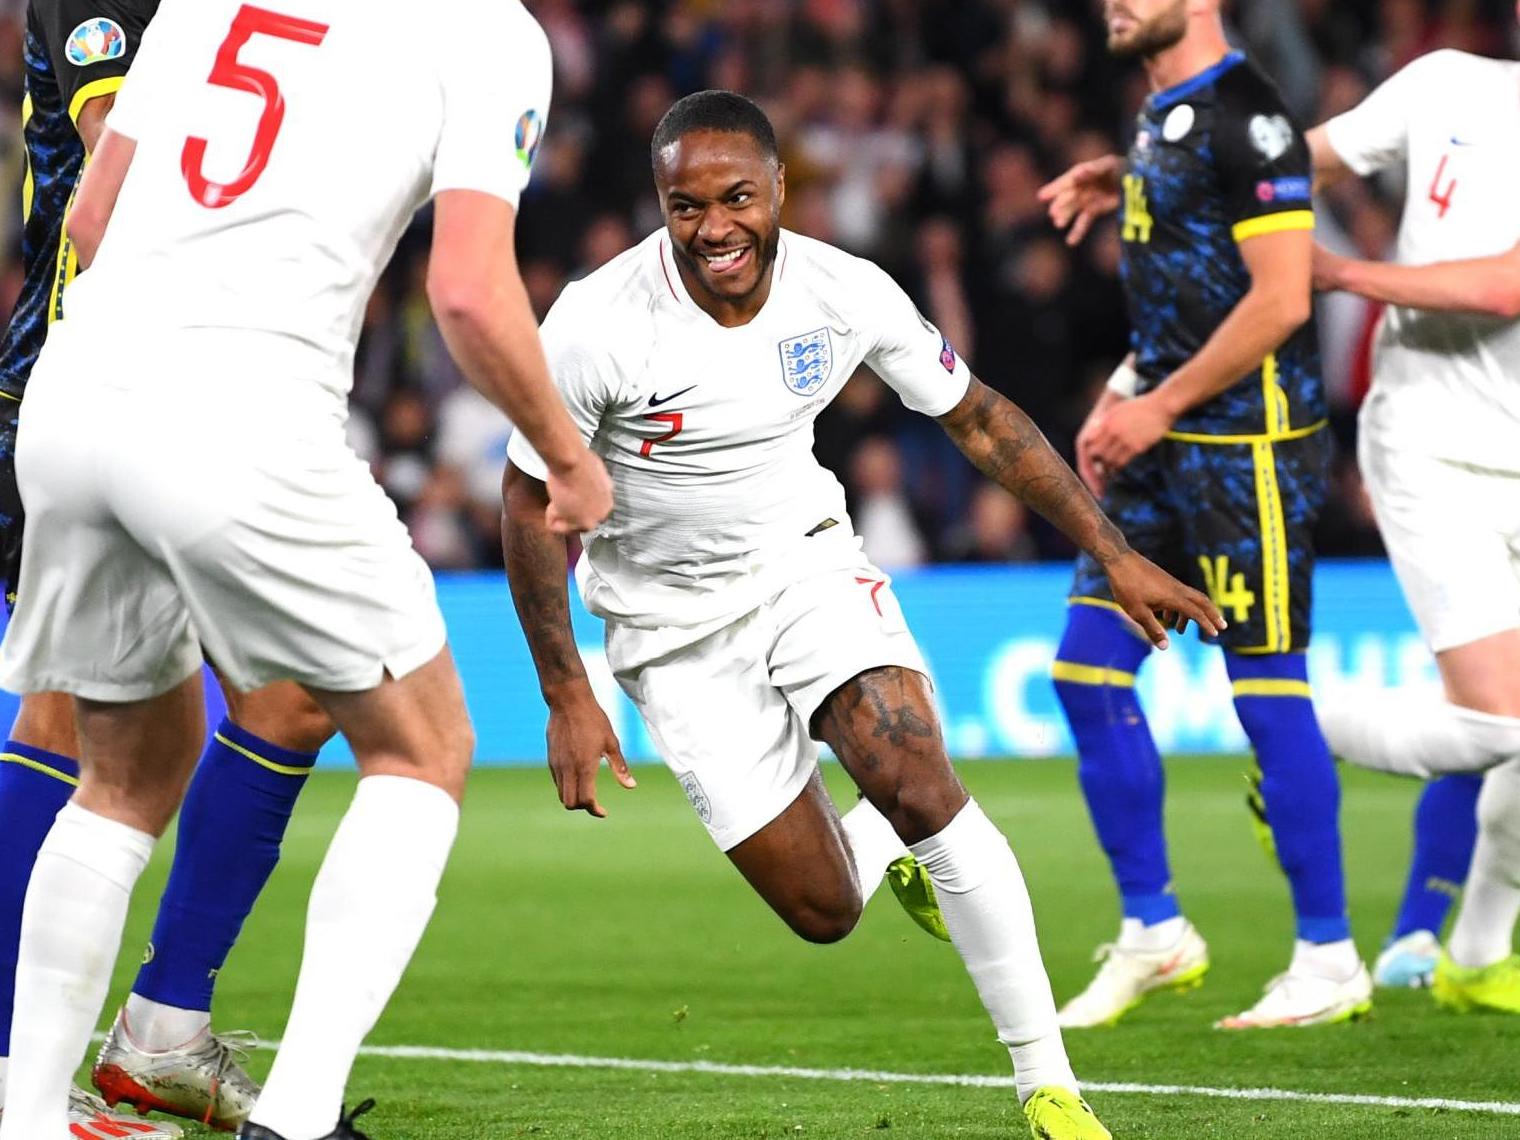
[813,667,968,844]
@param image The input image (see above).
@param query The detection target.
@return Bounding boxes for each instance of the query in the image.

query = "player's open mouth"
[700,245,751,275]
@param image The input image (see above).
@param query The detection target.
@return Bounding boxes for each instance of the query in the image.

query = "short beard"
[1108,3,1188,59]
[677,221,781,298]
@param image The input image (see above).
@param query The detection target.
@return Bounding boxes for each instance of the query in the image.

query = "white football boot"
[1216,961,1373,1029]
[1058,921,1210,1028]
[0,1086,186,1138]
[1373,929,1441,989]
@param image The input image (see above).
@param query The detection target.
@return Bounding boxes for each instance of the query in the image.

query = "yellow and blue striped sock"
[1227,652,1350,944]
[132,718,315,1013]
[0,742,79,1057]
[1051,604,1178,926]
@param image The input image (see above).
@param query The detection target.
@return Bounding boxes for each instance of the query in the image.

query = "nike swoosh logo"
[648,385,697,408]
[1451,136,1475,146]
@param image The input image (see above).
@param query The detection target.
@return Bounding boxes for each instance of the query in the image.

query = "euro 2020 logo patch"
[778,328,832,397]
[515,109,543,170]
[66,17,126,67]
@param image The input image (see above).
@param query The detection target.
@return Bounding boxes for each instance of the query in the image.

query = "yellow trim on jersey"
[1231,678,1313,699]
[1164,419,1326,446]
[68,75,125,127]
[1261,352,1291,437]
[47,177,81,324]
[0,750,79,787]
[1251,439,1292,653]
[213,731,314,778]
[20,94,33,223]
[1051,661,1137,688]
[1232,210,1315,244]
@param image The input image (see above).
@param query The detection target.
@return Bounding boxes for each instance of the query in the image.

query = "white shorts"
[606,561,929,851]
[0,326,446,701]
[1359,432,1520,653]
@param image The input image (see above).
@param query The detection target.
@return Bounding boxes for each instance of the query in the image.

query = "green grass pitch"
[95,758,1520,1139]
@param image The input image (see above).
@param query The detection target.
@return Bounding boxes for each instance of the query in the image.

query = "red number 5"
[181,5,329,209]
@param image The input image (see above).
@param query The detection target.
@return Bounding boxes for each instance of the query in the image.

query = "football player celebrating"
[504,89,1223,1140]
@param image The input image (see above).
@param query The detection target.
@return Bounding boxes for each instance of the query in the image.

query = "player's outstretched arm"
[937,379,1224,648]
[1037,154,1125,246]
[502,464,635,818]
[430,190,612,534]
[1314,240,1520,320]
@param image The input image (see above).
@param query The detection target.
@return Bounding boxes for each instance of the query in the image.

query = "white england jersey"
[1324,50,1520,470]
[62,0,551,392]
[507,230,972,629]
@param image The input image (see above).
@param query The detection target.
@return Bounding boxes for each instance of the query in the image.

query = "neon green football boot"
[1023,1087,1112,1140]
[1433,952,1520,1014]
[1244,763,1279,866]
[885,855,951,942]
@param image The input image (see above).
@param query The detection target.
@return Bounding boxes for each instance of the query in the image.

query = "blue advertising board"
[0,561,1434,766]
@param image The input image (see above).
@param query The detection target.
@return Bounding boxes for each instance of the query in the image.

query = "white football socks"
[1290,937,1361,981]
[840,798,909,906]
[0,803,153,1140]
[1449,760,1520,969]
[123,993,213,1053]
[0,1056,9,1109]
[908,799,1076,1104]
[1118,915,1187,953]
[1316,689,1520,778]
[248,775,459,1140]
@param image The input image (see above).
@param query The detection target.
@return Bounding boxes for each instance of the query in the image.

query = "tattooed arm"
[936,378,1224,647]
[503,464,634,816]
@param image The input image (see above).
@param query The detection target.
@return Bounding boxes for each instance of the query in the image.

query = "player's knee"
[225,682,336,754]
[785,890,863,944]
[869,768,967,846]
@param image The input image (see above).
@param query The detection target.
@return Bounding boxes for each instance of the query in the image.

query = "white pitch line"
[325,1042,1519,1117]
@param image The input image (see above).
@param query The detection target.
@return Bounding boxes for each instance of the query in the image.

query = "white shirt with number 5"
[63,0,550,393]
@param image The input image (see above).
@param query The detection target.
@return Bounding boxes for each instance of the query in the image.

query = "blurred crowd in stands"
[0,0,1515,570]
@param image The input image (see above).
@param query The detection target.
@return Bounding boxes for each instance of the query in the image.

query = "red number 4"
[1428,154,1457,219]
[182,5,329,209]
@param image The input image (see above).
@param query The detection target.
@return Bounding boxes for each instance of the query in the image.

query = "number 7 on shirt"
[182,4,329,210]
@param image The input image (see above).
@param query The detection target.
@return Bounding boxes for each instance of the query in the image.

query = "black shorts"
[0,403,21,615]
[1071,428,1329,653]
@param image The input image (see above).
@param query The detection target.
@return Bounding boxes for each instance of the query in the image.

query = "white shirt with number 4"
[507,229,972,630]
[1324,49,1520,470]
[63,0,550,393]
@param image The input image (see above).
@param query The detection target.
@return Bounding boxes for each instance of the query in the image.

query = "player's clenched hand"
[1086,392,1173,470]
[1075,407,1111,498]
[545,685,636,818]
[1038,155,1125,247]
[545,451,614,535]
[1103,551,1225,650]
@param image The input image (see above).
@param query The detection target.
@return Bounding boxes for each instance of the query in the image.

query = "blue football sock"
[133,719,315,1012]
[0,742,79,1056]
[1227,653,1350,944]
[1391,774,1481,941]
[1052,604,1177,925]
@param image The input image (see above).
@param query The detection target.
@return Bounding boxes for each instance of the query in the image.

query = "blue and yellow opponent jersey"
[0,0,156,404]
[1120,51,1326,441]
